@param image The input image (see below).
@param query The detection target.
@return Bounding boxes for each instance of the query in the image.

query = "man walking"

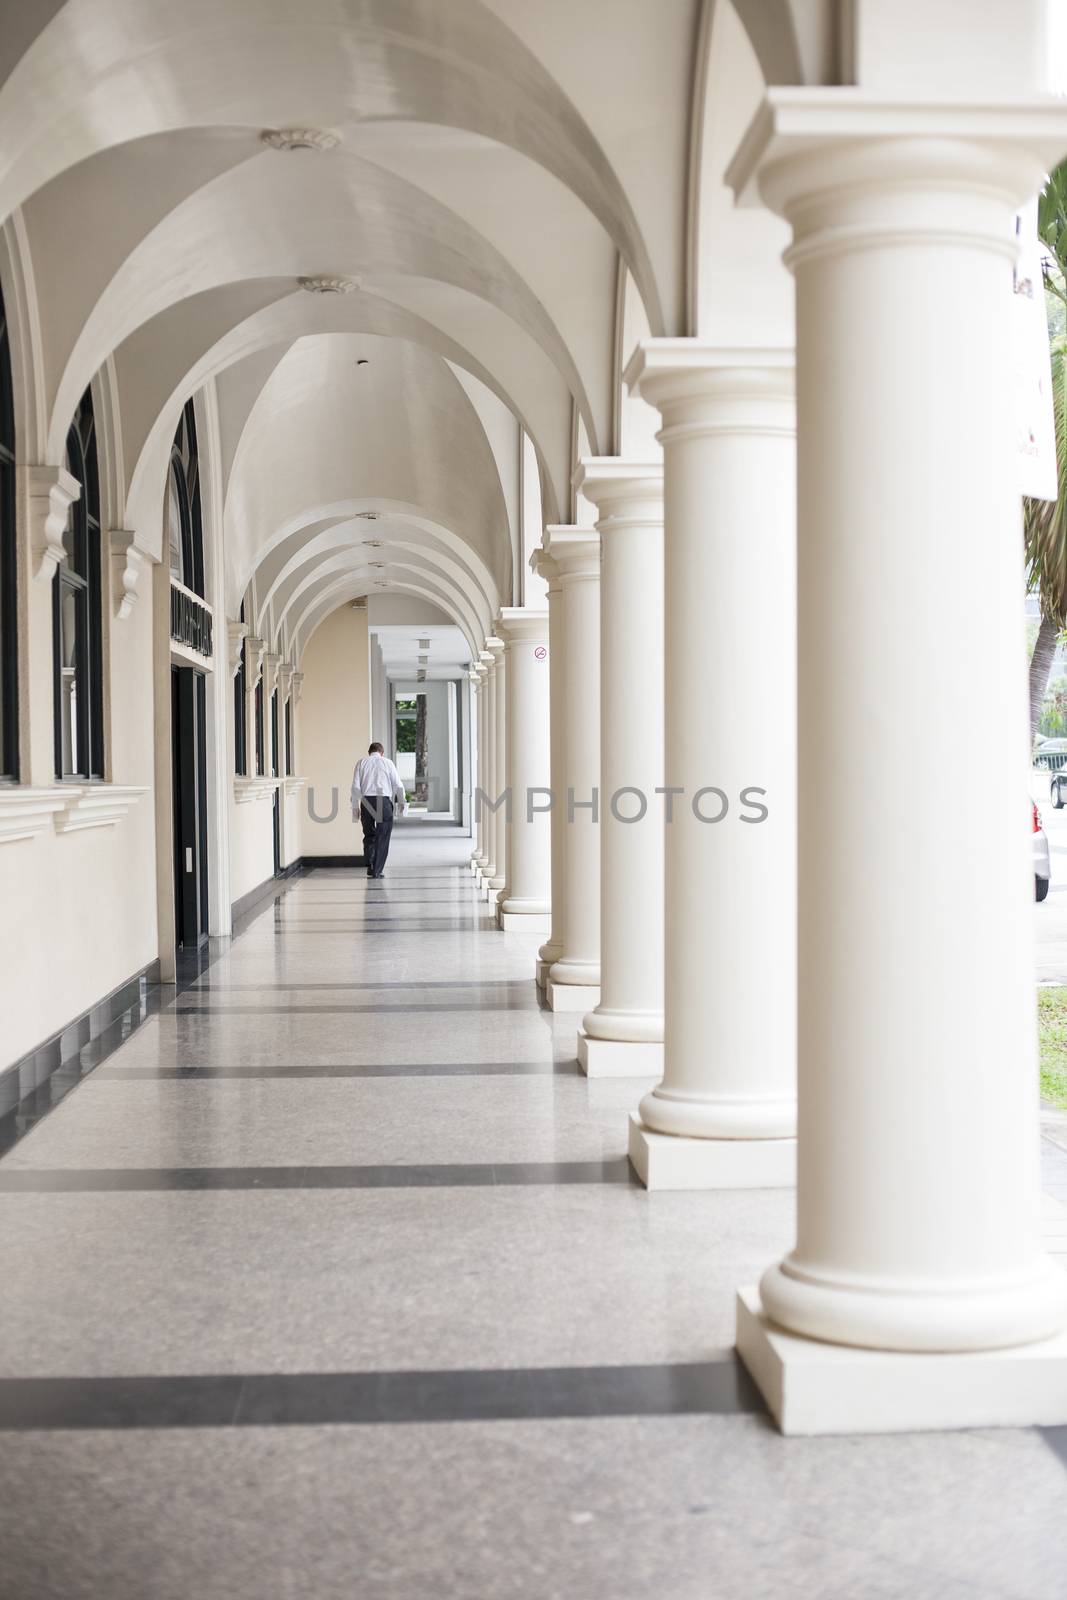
[351,742,406,878]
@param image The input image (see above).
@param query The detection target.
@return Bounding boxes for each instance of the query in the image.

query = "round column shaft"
[624,345,797,1189]
[486,637,506,896]
[544,526,601,1011]
[470,668,486,870]
[478,648,497,884]
[532,552,564,986]
[737,108,1067,1362]
[574,461,665,1076]
[497,609,551,931]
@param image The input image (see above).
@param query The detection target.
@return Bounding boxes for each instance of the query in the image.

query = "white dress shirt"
[351,752,406,810]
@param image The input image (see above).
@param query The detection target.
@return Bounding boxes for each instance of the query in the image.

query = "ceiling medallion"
[298,275,358,295]
[261,128,340,153]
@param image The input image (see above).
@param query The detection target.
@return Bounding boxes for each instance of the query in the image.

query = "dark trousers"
[360,797,395,876]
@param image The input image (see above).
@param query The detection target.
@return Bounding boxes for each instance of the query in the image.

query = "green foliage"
[1040,674,1067,736]
[1026,159,1067,632]
[395,717,417,753]
[1037,986,1067,1109]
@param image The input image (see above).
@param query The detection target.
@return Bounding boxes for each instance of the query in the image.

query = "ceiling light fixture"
[261,128,340,153]
[298,275,358,295]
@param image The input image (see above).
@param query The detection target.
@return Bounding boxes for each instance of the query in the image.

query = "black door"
[271,688,281,875]
[172,664,209,948]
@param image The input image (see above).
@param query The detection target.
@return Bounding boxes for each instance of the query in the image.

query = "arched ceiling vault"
[0,0,824,655]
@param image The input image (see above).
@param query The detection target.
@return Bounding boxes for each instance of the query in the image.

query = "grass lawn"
[1038,986,1067,1109]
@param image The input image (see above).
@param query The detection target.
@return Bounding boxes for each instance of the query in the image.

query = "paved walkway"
[0,826,1065,1599]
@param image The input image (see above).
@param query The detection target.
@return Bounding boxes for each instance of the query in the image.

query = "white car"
[1034,799,1051,902]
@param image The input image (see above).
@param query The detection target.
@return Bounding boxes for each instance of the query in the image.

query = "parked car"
[1037,737,1067,773]
[1051,769,1067,807]
[1034,799,1051,901]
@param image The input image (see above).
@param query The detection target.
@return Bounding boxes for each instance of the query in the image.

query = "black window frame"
[254,674,265,776]
[54,387,104,781]
[167,399,205,598]
[284,696,292,776]
[0,287,17,780]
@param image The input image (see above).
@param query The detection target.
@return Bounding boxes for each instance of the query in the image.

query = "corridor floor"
[1,826,1066,1600]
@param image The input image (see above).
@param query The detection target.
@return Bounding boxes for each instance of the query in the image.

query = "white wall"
[0,576,158,1069]
[299,603,371,858]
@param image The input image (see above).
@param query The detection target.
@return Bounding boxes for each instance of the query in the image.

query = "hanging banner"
[1015,200,1058,502]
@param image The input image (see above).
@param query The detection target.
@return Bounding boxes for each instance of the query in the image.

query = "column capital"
[624,342,794,434]
[573,459,663,529]
[496,607,549,645]
[484,636,505,663]
[726,89,1067,264]
[542,524,600,582]
[530,547,560,591]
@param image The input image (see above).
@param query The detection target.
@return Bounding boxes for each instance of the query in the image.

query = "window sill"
[0,784,147,842]
[233,777,279,804]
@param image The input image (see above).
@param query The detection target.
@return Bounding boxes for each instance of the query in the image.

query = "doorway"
[171,664,209,948]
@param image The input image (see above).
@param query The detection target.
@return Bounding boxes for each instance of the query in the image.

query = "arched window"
[234,598,247,776]
[0,286,16,779]
[54,387,103,779]
[167,399,204,597]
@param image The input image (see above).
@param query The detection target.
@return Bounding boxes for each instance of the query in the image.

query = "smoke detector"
[298,275,358,295]
[262,128,340,152]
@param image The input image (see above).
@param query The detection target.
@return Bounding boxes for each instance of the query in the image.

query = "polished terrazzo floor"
[1,823,1066,1600]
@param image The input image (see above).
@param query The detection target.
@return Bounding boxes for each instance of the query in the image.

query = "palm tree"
[1027,163,1067,735]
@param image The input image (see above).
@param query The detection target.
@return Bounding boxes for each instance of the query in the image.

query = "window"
[167,400,204,597]
[54,387,103,779]
[284,697,292,776]
[0,287,16,779]
[254,675,265,776]
[234,599,247,776]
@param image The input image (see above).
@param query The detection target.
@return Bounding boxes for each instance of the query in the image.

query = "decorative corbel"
[277,663,294,702]
[262,651,282,700]
[291,670,304,704]
[227,620,248,678]
[28,466,79,584]
[244,636,266,690]
[109,530,147,620]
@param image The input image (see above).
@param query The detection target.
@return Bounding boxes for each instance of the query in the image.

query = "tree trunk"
[1030,613,1060,736]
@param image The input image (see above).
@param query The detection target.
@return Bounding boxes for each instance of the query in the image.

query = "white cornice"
[0,786,68,844]
[52,785,148,834]
[234,777,279,804]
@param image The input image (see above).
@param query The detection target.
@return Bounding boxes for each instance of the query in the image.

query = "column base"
[497,908,552,933]
[578,1029,663,1078]
[736,1287,1067,1436]
[535,959,551,989]
[480,879,504,903]
[547,981,601,1013]
[628,1112,796,1190]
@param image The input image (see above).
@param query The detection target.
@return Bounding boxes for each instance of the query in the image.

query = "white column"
[486,635,507,898]
[727,95,1067,1434]
[623,345,796,1188]
[532,551,564,987]
[573,462,665,1076]
[543,526,601,1012]
[475,648,496,885]
[496,608,551,932]
[469,667,485,871]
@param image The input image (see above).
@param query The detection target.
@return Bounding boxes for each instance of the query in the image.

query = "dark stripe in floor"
[0,1158,635,1192]
[92,1062,577,1080]
[0,1358,761,1431]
